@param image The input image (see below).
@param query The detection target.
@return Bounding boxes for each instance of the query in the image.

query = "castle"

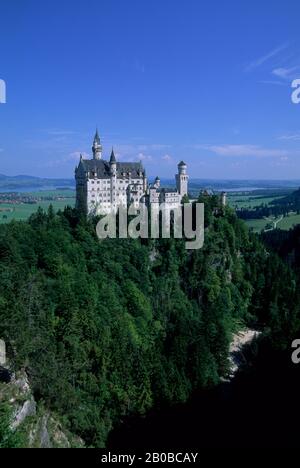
[75,130,189,215]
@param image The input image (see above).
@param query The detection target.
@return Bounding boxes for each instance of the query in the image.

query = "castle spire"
[94,128,100,144]
[110,147,116,163]
[92,129,102,160]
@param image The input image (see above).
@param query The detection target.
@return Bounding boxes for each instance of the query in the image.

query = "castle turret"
[143,169,147,192]
[110,147,117,173]
[154,176,160,189]
[221,191,227,207]
[176,161,189,197]
[92,129,102,160]
[110,148,117,210]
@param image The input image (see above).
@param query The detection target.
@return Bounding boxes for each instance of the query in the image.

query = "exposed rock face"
[227,329,261,380]
[48,417,71,448]
[11,373,31,394]
[0,367,84,448]
[11,398,37,429]
[38,415,52,449]
[8,371,36,430]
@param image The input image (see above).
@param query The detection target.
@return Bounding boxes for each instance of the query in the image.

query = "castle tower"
[92,129,102,160]
[143,169,147,192]
[110,148,117,211]
[75,154,87,214]
[110,147,117,170]
[221,191,227,207]
[176,161,189,197]
[154,176,160,189]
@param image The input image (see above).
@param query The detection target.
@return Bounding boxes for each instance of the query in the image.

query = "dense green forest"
[262,224,300,273]
[272,188,300,209]
[237,203,291,220]
[0,196,299,447]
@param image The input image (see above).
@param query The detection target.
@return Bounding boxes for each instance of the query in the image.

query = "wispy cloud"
[137,152,152,161]
[137,144,170,151]
[68,151,89,161]
[45,129,76,136]
[245,42,289,72]
[107,143,171,163]
[202,144,290,158]
[245,42,300,87]
[162,154,173,162]
[41,151,89,168]
[272,66,300,81]
[278,132,300,141]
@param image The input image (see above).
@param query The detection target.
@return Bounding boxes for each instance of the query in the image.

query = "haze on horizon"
[0,0,300,180]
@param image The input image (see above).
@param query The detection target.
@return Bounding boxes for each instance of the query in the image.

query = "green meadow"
[244,213,300,233]
[1,189,300,232]
[227,191,300,232]
[227,193,285,209]
[0,190,75,224]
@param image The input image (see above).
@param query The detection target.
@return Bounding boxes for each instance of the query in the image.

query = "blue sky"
[0,0,300,179]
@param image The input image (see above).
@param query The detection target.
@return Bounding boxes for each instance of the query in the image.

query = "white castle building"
[75,130,189,215]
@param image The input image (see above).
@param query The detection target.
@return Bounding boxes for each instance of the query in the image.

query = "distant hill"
[160,178,300,192]
[273,188,300,209]
[1,174,300,193]
[0,174,75,191]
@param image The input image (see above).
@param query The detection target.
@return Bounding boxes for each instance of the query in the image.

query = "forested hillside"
[262,224,300,276]
[0,197,299,447]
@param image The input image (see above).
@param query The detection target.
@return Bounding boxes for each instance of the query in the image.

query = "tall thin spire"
[110,147,116,163]
[92,128,102,160]
[94,128,100,144]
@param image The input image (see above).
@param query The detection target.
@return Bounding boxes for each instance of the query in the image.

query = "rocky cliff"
[0,366,84,448]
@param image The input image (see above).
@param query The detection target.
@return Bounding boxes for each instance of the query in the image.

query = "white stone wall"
[163,192,181,208]
[87,178,112,214]
[176,174,188,197]
[85,175,145,215]
[78,164,187,216]
[149,188,159,204]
